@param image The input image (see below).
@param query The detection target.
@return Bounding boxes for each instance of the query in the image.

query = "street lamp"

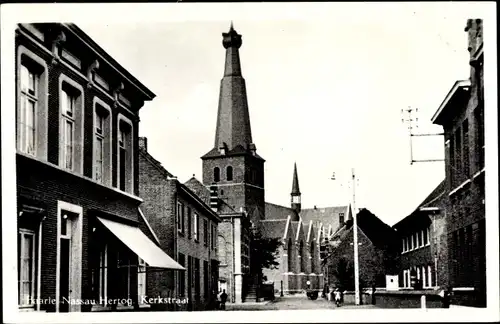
[331,168,361,305]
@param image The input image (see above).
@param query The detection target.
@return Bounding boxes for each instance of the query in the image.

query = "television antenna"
[401,106,445,165]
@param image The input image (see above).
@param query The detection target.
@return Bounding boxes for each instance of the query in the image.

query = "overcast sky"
[74,4,480,227]
[3,2,492,226]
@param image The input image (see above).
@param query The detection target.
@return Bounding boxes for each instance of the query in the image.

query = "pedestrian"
[220,289,228,310]
[334,288,342,307]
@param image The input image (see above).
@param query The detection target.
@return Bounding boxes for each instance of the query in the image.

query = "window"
[417,230,423,247]
[177,202,184,234]
[194,213,199,241]
[339,213,344,224]
[116,250,136,304]
[211,224,216,250]
[194,258,200,301]
[449,137,455,187]
[59,76,83,174]
[203,219,209,246]
[226,166,233,181]
[137,258,146,302]
[462,120,470,178]
[61,89,76,170]
[454,127,462,183]
[214,167,220,182]
[424,227,430,245]
[93,101,111,185]
[17,48,48,159]
[203,260,209,298]
[19,65,37,155]
[187,207,192,239]
[427,265,433,288]
[403,270,408,288]
[421,266,426,288]
[178,254,185,297]
[409,235,413,250]
[18,229,36,307]
[98,244,108,303]
[475,105,485,169]
[117,116,133,193]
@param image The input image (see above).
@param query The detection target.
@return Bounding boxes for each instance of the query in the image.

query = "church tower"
[291,162,301,215]
[201,23,265,224]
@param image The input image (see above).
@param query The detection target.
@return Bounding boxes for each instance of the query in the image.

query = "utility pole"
[351,168,360,305]
[331,169,360,305]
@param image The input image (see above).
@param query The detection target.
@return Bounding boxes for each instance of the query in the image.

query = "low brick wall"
[372,290,444,308]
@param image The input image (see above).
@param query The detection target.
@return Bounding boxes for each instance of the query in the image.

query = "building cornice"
[431,80,471,124]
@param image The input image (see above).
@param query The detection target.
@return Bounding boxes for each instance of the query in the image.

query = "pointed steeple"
[211,22,255,154]
[291,162,301,214]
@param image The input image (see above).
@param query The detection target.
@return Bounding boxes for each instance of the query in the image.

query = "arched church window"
[287,238,293,271]
[300,241,304,272]
[226,166,233,181]
[214,167,220,182]
[310,243,315,273]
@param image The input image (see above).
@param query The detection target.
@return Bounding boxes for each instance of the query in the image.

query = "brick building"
[431,18,485,307]
[15,23,184,313]
[138,139,221,311]
[325,209,399,290]
[393,180,448,290]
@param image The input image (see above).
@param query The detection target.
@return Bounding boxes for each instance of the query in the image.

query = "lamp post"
[332,168,360,305]
[351,168,360,305]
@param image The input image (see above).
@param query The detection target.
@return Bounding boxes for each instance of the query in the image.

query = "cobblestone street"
[225,294,378,311]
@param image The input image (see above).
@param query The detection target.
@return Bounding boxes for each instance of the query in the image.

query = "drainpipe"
[231,216,235,303]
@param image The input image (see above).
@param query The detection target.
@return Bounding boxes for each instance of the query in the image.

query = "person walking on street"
[220,289,228,310]
[334,288,342,307]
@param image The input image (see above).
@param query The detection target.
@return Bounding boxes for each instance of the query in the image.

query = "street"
[225,294,378,311]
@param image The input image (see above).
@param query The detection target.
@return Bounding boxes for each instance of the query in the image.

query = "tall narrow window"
[454,127,462,183]
[99,244,108,303]
[178,254,186,296]
[95,113,104,183]
[462,119,469,178]
[119,128,126,191]
[187,207,192,239]
[19,65,37,156]
[423,227,429,246]
[18,229,36,307]
[177,202,184,233]
[194,213,199,241]
[203,219,209,246]
[61,89,76,170]
[214,167,220,183]
[475,105,485,169]
[449,137,455,187]
[226,166,233,181]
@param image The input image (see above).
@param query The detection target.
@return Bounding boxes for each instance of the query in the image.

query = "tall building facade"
[201,23,264,303]
[15,23,183,313]
[138,138,221,311]
[431,18,485,307]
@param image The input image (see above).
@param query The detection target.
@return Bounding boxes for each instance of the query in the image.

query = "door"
[59,227,72,312]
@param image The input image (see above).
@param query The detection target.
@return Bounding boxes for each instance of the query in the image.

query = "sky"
[2,2,491,227]
[72,4,479,227]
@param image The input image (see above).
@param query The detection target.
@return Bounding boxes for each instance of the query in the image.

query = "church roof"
[259,219,289,240]
[300,205,349,234]
[265,202,299,221]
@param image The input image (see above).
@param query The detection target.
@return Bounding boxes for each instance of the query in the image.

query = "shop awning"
[97,217,185,271]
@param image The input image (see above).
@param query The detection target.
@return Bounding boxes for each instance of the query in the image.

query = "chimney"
[139,137,148,151]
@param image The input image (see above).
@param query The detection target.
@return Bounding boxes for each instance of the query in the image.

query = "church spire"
[212,22,255,153]
[291,162,301,214]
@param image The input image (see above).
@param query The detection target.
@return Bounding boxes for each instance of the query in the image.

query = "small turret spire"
[291,162,301,195]
[291,162,301,215]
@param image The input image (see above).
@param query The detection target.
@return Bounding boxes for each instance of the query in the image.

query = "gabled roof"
[393,179,445,230]
[335,208,397,249]
[300,205,348,234]
[259,219,289,240]
[431,80,471,125]
[184,176,210,205]
[265,202,298,221]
